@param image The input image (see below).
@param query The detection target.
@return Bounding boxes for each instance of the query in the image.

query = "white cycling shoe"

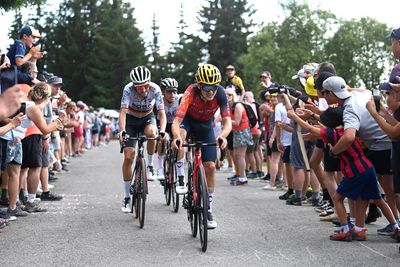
[207,211,217,229]
[157,168,165,181]
[176,185,188,195]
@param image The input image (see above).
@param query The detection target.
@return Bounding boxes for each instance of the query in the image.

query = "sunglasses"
[200,84,218,92]
[134,83,150,90]
[260,75,268,78]
[226,93,233,96]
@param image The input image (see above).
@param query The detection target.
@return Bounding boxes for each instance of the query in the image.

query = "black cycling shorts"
[125,113,157,148]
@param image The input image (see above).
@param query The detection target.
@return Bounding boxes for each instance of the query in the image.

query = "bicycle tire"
[163,154,171,205]
[187,162,197,237]
[197,166,208,252]
[138,158,147,228]
[134,164,140,219]
[172,162,179,213]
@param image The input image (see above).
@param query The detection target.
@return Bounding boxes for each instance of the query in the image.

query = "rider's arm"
[158,109,166,133]
[119,108,127,132]
[119,86,131,133]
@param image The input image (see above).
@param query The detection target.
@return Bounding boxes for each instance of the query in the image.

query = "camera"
[372,89,381,112]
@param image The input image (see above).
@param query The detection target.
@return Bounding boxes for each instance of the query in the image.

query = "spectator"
[224,65,245,98]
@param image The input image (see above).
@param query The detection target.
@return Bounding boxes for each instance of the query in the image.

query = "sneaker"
[147,166,155,181]
[378,224,396,236]
[121,197,131,213]
[319,207,335,217]
[157,168,165,181]
[48,175,58,182]
[391,228,400,242]
[257,171,265,178]
[40,191,63,201]
[247,172,258,179]
[311,198,321,207]
[207,211,217,229]
[279,191,292,200]
[305,187,313,199]
[62,166,70,173]
[320,212,338,222]
[235,179,248,186]
[330,229,352,242]
[352,228,367,241]
[24,201,47,213]
[315,201,331,213]
[263,184,278,191]
[227,174,238,181]
[259,173,270,182]
[7,207,28,217]
[176,175,187,195]
[286,197,302,206]
[0,198,9,207]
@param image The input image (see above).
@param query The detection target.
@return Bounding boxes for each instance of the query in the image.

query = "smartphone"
[372,89,381,112]
[20,102,26,115]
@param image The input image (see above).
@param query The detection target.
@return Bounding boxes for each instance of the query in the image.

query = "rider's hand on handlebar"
[118,130,127,144]
[159,131,166,141]
[172,138,182,150]
[216,136,227,150]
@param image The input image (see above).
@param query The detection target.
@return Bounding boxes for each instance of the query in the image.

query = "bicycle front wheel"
[197,166,208,252]
[138,158,147,229]
[172,162,179,213]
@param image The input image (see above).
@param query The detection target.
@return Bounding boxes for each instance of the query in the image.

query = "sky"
[0,0,399,54]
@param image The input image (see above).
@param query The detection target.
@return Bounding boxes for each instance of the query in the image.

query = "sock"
[295,190,302,199]
[123,181,131,198]
[312,191,320,200]
[27,193,36,204]
[1,189,8,200]
[42,191,50,195]
[322,188,329,201]
[396,219,400,227]
[354,225,364,231]
[350,217,356,226]
[340,224,350,233]
[23,189,28,198]
[288,188,294,194]
[176,158,185,177]
[208,194,213,213]
[19,189,24,200]
[147,154,154,167]
[158,155,164,170]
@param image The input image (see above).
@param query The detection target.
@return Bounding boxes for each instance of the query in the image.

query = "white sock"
[350,217,356,225]
[354,226,364,231]
[23,189,28,197]
[208,194,213,213]
[123,181,131,198]
[147,154,154,166]
[28,194,36,204]
[177,158,185,177]
[158,155,165,170]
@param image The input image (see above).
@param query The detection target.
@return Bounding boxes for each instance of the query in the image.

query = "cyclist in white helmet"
[156,78,181,181]
[119,66,166,213]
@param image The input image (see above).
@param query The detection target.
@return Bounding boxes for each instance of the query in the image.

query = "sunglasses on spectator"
[260,75,268,78]
[134,83,150,90]
[200,84,218,92]
[226,93,233,96]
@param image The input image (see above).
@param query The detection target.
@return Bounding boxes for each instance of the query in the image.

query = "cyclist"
[118,66,166,213]
[171,64,232,229]
[156,77,181,181]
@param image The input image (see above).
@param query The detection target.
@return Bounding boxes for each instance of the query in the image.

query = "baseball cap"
[20,26,42,38]
[386,28,400,40]
[322,76,351,100]
[303,63,319,74]
[47,76,63,85]
[291,69,306,87]
[379,71,400,91]
[226,65,235,70]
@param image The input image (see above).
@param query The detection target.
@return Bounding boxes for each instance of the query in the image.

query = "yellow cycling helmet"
[195,64,221,85]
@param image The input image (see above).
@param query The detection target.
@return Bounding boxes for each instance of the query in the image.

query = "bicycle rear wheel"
[197,166,208,252]
[138,158,147,229]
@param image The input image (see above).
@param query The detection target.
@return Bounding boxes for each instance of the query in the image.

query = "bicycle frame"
[192,144,207,205]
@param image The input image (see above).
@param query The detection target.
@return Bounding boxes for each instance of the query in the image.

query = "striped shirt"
[320,128,373,178]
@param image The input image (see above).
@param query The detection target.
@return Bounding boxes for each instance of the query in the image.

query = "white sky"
[0,0,398,54]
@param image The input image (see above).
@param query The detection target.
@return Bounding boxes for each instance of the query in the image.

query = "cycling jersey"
[164,95,181,124]
[176,84,229,122]
[121,82,164,114]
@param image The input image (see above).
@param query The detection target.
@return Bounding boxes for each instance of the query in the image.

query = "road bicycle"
[162,140,180,212]
[181,139,224,252]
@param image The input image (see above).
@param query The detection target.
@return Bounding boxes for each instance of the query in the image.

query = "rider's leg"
[122,147,135,198]
[144,124,157,169]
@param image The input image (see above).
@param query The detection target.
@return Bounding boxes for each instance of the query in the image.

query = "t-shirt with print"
[320,127,373,178]
[343,91,391,150]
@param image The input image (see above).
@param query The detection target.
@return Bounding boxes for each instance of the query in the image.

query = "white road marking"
[359,242,392,260]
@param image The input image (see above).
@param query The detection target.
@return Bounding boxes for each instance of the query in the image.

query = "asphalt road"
[1,141,400,267]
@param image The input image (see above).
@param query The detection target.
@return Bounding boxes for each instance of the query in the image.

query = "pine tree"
[8,9,23,40]
[198,0,254,70]
[148,13,166,85]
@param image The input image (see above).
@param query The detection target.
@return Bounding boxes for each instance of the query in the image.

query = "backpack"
[232,102,258,129]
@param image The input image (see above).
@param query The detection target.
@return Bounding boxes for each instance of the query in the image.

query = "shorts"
[51,131,61,151]
[59,130,66,138]
[227,132,234,151]
[266,139,278,156]
[392,142,400,194]
[6,141,23,165]
[22,134,49,168]
[323,145,341,172]
[246,135,260,153]
[316,139,324,149]
[233,128,253,148]
[364,149,392,175]
[282,146,291,164]
[165,123,172,137]
[91,129,99,135]
[290,134,314,170]
[125,113,157,148]
[0,138,8,171]
[336,167,382,201]
[180,116,216,162]
[74,126,84,138]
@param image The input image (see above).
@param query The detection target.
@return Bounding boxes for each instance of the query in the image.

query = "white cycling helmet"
[130,66,151,85]
[160,78,178,90]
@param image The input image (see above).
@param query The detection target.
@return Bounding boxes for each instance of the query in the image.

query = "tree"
[0,0,43,12]
[166,3,205,91]
[148,13,166,85]
[325,18,391,88]
[198,0,254,70]
[8,9,23,40]
[238,1,337,96]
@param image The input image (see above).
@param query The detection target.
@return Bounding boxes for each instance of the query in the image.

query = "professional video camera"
[263,85,302,98]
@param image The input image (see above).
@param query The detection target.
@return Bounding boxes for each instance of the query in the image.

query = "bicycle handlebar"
[119,135,162,154]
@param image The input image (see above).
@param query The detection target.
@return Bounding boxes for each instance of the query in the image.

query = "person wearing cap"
[260,71,274,89]
[320,75,400,235]
[6,25,43,69]
[224,65,245,98]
